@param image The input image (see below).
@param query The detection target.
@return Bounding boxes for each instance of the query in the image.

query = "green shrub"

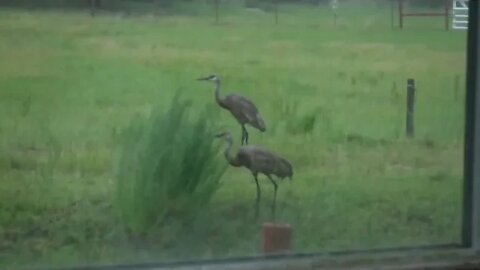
[113,93,226,235]
[276,99,333,137]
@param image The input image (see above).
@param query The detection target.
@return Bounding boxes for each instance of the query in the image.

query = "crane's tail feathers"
[255,113,266,132]
[277,158,293,180]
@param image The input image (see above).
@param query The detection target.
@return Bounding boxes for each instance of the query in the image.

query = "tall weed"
[114,93,226,235]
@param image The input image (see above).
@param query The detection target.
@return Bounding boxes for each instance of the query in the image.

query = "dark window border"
[50,1,480,270]
[462,0,480,250]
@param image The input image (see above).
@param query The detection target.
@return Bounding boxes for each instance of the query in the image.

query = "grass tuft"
[114,92,227,235]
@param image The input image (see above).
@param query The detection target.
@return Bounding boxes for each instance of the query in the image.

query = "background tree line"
[0,0,447,11]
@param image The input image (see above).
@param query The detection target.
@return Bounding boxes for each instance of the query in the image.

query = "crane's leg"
[241,125,249,145]
[267,175,278,220]
[253,172,261,218]
[241,126,246,145]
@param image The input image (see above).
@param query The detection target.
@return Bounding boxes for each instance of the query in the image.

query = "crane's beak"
[197,77,209,81]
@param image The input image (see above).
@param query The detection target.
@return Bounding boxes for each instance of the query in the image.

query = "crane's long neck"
[214,80,227,108]
[223,137,241,167]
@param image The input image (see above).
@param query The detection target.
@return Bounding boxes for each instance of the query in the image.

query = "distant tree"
[95,0,101,8]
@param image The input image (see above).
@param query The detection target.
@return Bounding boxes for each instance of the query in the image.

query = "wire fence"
[0,0,458,30]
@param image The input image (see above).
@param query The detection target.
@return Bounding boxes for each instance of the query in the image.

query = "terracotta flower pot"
[262,222,292,255]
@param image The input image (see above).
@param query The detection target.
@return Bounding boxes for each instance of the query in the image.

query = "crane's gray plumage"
[215,131,292,218]
[198,75,266,145]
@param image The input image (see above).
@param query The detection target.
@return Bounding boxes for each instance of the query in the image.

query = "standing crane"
[215,131,293,218]
[197,75,266,145]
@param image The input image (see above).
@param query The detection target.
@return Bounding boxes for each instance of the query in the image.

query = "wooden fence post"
[90,0,102,17]
[391,0,395,29]
[406,78,416,138]
[90,0,95,17]
[331,0,338,27]
[274,0,278,25]
[445,0,450,31]
[399,0,404,29]
[215,0,219,24]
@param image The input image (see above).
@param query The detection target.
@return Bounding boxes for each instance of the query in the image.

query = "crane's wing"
[238,145,276,173]
[240,146,293,180]
[224,94,266,132]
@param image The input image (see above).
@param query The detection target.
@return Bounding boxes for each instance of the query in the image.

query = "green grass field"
[0,2,468,269]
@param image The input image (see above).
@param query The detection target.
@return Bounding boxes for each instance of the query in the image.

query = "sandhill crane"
[197,75,266,145]
[215,131,293,218]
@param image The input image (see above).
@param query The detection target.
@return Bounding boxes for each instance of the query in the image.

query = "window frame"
[462,0,480,251]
